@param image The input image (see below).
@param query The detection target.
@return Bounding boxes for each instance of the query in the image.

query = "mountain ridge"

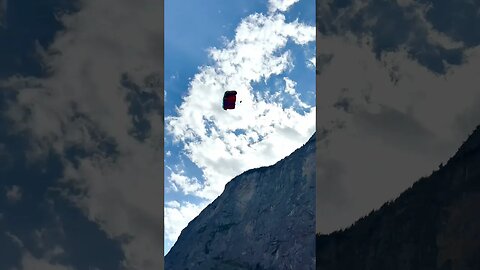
[316,125,480,270]
[165,132,316,270]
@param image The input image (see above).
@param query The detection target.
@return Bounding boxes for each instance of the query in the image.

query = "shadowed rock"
[316,125,480,270]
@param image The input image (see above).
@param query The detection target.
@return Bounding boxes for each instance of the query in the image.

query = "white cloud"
[283,77,311,108]
[284,77,296,95]
[307,56,315,69]
[164,200,209,254]
[169,170,202,195]
[268,0,300,13]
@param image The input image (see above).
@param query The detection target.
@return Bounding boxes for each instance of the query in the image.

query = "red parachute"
[223,90,237,110]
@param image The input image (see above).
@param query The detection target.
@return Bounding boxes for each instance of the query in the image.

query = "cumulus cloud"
[268,0,300,13]
[169,170,202,195]
[316,32,480,233]
[1,0,164,269]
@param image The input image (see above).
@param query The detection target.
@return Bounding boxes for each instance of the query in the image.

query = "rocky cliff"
[316,126,480,270]
[165,134,316,270]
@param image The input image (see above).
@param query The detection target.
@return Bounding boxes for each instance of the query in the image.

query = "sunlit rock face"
[165,134,316,270]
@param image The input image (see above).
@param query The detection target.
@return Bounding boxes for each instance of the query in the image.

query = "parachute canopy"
[223,90,237,110]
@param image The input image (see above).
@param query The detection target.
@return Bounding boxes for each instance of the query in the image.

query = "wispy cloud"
[268,0,300,13]
[283,77,311,109]
[169,170,202,195]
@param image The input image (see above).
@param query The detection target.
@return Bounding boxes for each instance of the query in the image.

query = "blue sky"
[165,0,316,254]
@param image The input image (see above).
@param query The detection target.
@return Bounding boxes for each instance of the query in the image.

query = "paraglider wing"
[223,90,237,110]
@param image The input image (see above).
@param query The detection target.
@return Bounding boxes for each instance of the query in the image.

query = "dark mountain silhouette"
[316,125,480,270]
[165,134,316,270]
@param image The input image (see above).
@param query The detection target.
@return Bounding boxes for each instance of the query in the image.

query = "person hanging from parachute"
[223,90,241,110]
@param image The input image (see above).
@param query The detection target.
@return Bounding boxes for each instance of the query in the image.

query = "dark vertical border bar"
[315,0,320,267]
[160,0,165,267]
[315,0,320,236]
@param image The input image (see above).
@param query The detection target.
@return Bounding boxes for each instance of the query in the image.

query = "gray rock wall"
[165,134,316,270]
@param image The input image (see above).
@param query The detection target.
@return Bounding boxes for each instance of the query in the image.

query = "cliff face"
[316,126,480,270]
[165,134,316,270]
